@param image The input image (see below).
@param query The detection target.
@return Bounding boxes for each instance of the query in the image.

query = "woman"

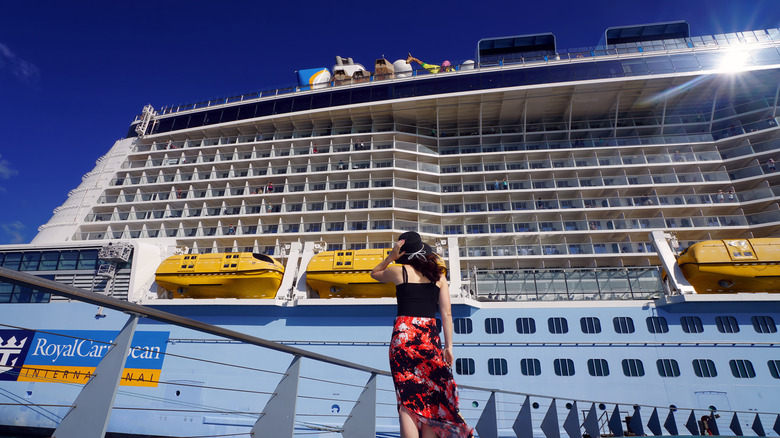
[371,232,472,438]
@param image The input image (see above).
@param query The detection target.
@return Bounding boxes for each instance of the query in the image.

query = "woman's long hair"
[407,253,445,283]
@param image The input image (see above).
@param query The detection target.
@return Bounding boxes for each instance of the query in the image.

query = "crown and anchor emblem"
[0,336,28,375]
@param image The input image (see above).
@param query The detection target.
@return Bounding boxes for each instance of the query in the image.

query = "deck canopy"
[477,33,556,64]
[604,21,690,46]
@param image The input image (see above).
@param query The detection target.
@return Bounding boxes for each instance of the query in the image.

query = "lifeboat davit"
[155,252,284,299]
[677,238,780,293]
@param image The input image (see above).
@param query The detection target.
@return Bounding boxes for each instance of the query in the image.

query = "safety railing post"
[251,355,300,438]
[52,314,138,438]
[341,373,377,438]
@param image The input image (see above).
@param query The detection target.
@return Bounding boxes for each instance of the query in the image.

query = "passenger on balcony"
[768,157,775,172]
[371,232,473,438]
[717,190,724,203]
[406,53,454,74]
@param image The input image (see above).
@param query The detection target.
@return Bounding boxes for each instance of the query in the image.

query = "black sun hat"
[396,231,433,265]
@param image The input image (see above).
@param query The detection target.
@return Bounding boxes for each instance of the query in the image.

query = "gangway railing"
[1,266,779,438]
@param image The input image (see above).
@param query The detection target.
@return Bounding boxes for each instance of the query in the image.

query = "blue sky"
[1,0,779,244]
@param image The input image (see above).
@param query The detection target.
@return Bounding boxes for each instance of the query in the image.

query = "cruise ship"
[2,21,780,437]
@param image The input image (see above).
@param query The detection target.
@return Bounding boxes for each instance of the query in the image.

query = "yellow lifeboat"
[305,248,446,298]
[677,238,780,293]
[155,252,284,299]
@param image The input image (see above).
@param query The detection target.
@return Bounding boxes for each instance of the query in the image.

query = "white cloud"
[1,221,25,244]
[0,42,40,84]
[0,154,18,180]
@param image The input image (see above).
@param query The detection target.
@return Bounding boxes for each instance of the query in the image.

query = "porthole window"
[715,316,739,333]
[768,360,780,379]
[681,316,704,333]
[488,358,508,376]
[622,359,645,377]
[580,317,602,334]
[646,316,669,334]
[553,359,575,376]
[454,318,473,334]
[692,359,717,377]
[587,359,609,376]
[613,317,635,334]
[520,358,541,376]
[455,358,475,375]
[516,317,536,334]
[548,317,569,334]
[485,318,504,334]
[729,360,756,378]
[751,316,777,334]
[656,359,680,377]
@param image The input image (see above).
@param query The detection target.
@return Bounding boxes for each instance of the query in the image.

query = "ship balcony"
[76,212,751,242]
[87,183,776,224]
[101,166,741,205]
[123,138,732,173]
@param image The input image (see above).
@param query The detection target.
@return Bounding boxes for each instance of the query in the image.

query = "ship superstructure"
[1,21,780,438]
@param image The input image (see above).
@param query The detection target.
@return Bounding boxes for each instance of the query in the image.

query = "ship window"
[488,358,508,375]
[516,317,536,334]
[692,359,717,377]
[38,251,60,270]
[485,318,504,334]
[729,359,756,378]
[622,359,645,377]
[715,316,740,333]
[548,317,568,334]
[587,359,610,376]
[57,251,79,270]
[77,250,99,270]
[751,316,777,333]
[580,317,602,334]
[768,360,780,379]
[554,359,575,376]
[657,359,680,377]
[0,281,51,303]
[20,253,41,271]
[455,358,475,375]
[1,253,22,270]
[454,318,473,334]
[681,316,704,333]
[521,358,541,376]
[646,316,669,333]
[613,317,635,334]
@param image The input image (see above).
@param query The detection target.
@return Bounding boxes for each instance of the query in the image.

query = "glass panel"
[20,253,41,271]
[1,253,22,270]
[57,251,79,270]
[39,251,60,271]
[77,249,99,270]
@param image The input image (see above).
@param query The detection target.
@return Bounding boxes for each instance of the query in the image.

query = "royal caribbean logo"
[0,329,34,381]
[0,329,168,387]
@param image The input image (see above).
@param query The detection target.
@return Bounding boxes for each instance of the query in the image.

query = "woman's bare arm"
[371,239,405,284]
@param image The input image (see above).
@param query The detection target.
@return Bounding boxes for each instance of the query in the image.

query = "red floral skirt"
[389,316,473,437]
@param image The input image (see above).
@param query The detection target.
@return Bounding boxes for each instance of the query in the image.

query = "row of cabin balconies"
[122,139,729,173]
[77,212,752,242]
[120,126,779,185]
[89,185,778,222]
[98,169,741,208]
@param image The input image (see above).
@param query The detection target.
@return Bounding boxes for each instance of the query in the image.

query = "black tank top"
[396,266,439,317]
